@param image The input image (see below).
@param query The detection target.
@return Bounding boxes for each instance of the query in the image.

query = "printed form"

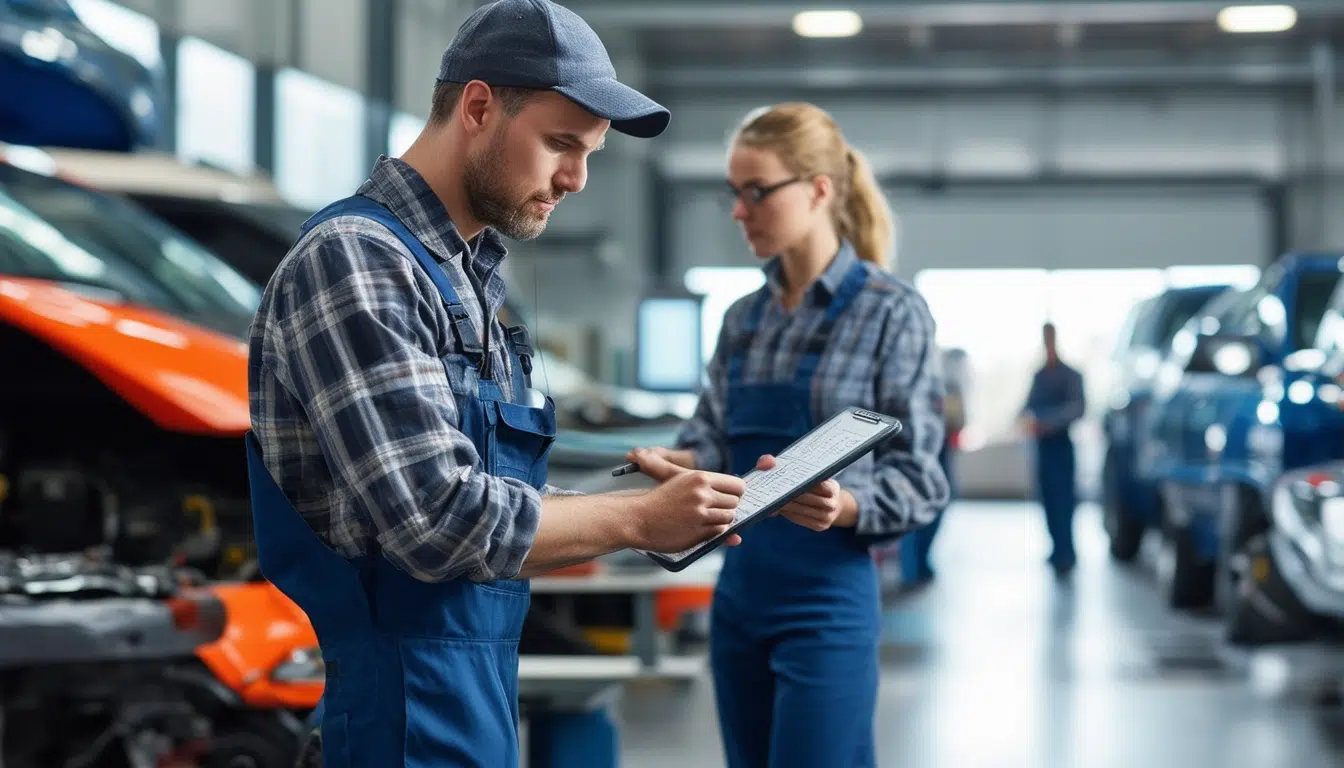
[660,412,891,562]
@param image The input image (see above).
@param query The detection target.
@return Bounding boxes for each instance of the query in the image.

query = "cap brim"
[554,79,670,139]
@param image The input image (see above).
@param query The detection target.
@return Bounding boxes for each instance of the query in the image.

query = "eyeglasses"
[724,177,804,207]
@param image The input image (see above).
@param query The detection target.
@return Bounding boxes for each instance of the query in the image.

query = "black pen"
[612,462,640,477]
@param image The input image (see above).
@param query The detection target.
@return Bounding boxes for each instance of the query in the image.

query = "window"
[274,69,366,211]
[175,37,255,175]
[1292,271,1343,353]
[683,267,766,368]
[69,0,161,71]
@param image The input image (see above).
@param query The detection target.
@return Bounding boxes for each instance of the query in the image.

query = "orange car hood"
[0,277,250,435]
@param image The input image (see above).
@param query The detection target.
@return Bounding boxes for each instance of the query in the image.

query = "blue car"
[1102,284,1229,562]
[1147,253,1344,609]
[0,0,162,150]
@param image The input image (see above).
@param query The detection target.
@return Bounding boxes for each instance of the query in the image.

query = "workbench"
[518,554,721,768]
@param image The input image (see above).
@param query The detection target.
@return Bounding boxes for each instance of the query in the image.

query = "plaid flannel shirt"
[675,243,951,538]
[248,156,576,584]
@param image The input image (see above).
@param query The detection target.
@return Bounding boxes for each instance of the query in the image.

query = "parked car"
[1146,253,1344,609]
[1102,284,1228,562]
[0,150,260,577]
[0,0,162,152]
[1225,460,1344,646]
[0,551,226,767]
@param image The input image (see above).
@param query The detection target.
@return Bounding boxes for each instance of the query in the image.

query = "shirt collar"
[356,155,508,278]
[763,240,859,303]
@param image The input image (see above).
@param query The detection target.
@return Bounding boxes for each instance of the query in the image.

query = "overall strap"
[725,289,773,384]
[301,195,486,365]
[794,260,868,384]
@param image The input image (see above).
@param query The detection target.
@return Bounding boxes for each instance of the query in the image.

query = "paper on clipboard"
[656,410,894,563]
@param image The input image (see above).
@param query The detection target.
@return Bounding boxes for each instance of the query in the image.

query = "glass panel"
[175,36,256,175]
[274,68,365,211]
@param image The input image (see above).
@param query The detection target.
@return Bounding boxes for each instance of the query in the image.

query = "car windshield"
[0,164,261,317]
[1150,289,1224,350]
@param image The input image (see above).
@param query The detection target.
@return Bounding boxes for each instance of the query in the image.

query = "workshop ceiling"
[563,3,1344,62]
[551,1,1344,91]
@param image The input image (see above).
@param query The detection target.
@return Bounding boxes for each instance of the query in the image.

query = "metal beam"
[650,60,1318,91]
[1310,40,1335,247]
[567,1,1344,28]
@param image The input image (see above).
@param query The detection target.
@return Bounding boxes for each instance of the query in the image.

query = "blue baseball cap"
[437,0,670,139]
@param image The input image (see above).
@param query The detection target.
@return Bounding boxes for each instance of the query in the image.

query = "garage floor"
[616,501,1344,768]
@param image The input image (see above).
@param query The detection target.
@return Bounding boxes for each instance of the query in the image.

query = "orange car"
[0,149,316,766]
[0,147,258,575]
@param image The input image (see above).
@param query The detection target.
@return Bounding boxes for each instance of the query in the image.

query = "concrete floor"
[615,501,1344,768]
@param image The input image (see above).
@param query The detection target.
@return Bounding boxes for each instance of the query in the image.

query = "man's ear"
[457,80,494,138]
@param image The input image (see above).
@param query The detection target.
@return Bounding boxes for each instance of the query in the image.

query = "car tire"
[1215,487,1269,617]
[1103,453,1145,563]
[1167,527,1215,609]
[204,712,302,768]
[1225,533,1322,646]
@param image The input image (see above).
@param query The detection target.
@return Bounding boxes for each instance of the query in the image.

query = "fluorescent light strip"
[793,10,863,38]
[1217,5,1298,34]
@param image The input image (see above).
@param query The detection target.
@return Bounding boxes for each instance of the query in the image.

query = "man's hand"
[754,454,857,532]
[626,446,697,483]
[1018,413,1042,438]
[631,470,747,552]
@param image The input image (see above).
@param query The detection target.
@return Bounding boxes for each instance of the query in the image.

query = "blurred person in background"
[899,347,967,586]
[627,102,949,768]
[1021,322,1086,576]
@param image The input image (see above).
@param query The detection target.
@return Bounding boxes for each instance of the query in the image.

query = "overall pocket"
[399,637,523,768]
[490,399,557,476]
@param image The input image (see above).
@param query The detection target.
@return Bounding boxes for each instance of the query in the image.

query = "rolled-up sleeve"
[850,293,950,540]
[271,231,540,583]
[673,307,736,473]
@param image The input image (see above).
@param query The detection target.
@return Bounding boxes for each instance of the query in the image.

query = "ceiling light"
[792,10,862,38]
[1217,5,1298,34]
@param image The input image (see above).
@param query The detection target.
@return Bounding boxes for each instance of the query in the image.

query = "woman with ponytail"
[627,102,950,768]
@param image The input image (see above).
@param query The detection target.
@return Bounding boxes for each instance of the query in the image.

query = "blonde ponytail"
[837,145,895,269]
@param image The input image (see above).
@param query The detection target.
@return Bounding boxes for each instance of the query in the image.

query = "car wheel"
[1166,527,1215,609]
[1225,533,1323,646]
[1103,453,1145,562]
[1215,487,1268,617]
[205,713,302,768]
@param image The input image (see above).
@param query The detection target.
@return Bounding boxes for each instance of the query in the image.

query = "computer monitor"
[636,292,703,392]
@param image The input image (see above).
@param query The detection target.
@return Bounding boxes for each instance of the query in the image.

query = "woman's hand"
[754,454,859,532]
[626,447,698,483]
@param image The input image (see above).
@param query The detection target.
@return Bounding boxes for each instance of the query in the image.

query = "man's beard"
[462,130,552,241]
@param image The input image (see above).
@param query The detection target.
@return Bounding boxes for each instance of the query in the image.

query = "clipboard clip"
[851,409,882,425]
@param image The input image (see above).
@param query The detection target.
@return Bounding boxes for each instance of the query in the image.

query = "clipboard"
[640,406,903,572]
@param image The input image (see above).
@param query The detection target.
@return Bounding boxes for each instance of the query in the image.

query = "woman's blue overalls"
[710,258,882,768]
[244,195,555,767]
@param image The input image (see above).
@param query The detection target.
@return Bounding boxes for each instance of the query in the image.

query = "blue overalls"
[244,195,556,767]
[710,259,882,768]
[1025,364,1080,571]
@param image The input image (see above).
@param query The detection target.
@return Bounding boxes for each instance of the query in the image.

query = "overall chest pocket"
[488,399,557,479]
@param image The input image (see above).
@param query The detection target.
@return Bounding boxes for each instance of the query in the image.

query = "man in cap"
[246,1,749,765]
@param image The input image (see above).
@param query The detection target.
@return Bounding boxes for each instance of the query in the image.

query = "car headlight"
[1272,478,1344,584]
[271,646,324,683]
